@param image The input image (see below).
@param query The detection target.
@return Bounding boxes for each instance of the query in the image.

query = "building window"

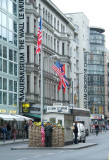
[51,37,52,49]
[46,33,47,45]
[48,12,50,23]
[9,62,13,75]
[3,46,7,59]
[34,77,37,94]
[27,46,29,63]
[54,85,56,99]
[27,17,29,33]
[54,17,56,29]
[0,77,2,89]
[43,8,45,19]
[54,39,56,52]
[34,47,36,64]
[48,35,50,47]
[3,91,7,104]
[67,44,69,56]
[3,78,7,90]
[62,43,65,55]
[14,94,17,106]
[14,81,17,93]
[46,10,47,21]
[27,75,30,93]
[57,21,59,31]
[39,4,41,16]
[57,40,59,53]
[9,80,13,91]
[0,91,2,104]
[3,59,7,73]
[51,14,53,25]
[34,19,36,34]
[9,93,13,105]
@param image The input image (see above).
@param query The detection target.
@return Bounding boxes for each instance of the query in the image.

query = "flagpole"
[40,16,43,123]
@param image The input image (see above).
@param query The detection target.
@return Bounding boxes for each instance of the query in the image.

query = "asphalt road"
[0,131,109,160]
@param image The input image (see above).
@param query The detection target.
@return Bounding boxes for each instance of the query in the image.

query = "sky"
[51,0,109,49]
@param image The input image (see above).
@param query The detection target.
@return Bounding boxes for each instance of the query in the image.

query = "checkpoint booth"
[44,103,73,144]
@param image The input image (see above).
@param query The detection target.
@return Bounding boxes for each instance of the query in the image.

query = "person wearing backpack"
[44,122,52,147]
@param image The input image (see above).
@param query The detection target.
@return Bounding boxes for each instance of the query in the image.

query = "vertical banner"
[19,0,25,102]
[84,51,88,109]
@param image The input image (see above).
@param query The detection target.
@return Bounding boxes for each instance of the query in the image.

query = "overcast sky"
[51,0,109,49]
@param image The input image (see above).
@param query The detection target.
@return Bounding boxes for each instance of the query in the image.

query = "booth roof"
[0,114,33,121]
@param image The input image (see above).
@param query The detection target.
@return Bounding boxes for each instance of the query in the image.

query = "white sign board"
[46,105,70,114]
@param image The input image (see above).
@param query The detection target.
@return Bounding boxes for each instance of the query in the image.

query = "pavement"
[0,138,97,150]
[11,143,97,150]
[0,139,28,146]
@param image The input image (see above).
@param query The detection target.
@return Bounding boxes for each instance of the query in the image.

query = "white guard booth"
[44,103,73,144]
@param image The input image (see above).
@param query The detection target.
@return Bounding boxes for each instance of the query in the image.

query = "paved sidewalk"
[11,142,97,150]
[0,138,97,150]
[0,139,28,146]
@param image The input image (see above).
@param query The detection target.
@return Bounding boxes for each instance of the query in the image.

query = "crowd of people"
[0,119,34,142]
[0,123,12,141]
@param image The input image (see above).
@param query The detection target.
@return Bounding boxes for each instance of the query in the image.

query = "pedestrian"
[29,119,33,126]
[2,124,7,142]
[0,126,2,140]
[95,124,99,136]
[7,123,11,140]
[12,123,17,140]
[73,122,78,144]
[44,122,52,147]
[24,121,29,139]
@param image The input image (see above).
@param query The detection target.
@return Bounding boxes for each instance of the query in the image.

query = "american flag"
[58,64,69,92]
[51,61,63,79]
[41,122,45,147]
[52,61,68,92]
[36,17,42,54]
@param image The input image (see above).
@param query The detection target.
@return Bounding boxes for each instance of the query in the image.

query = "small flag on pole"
[36,17,42,54]
[41,122,45,147]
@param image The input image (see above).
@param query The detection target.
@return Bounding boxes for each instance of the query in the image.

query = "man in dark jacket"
[7,123,11,140]
[44,122,52,147]
[73,122,78,144]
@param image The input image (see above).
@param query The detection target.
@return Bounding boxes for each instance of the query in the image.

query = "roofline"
[90,27,105,33]
[44,0,76,30]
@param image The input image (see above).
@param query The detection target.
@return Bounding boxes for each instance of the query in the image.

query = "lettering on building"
[19,0,25,102]
[84,52,88,109]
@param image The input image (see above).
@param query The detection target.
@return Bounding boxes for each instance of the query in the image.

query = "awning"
[24,113,41,119]
[0,114,33,121]
[15,115,33,121]
[0,114,15,121]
